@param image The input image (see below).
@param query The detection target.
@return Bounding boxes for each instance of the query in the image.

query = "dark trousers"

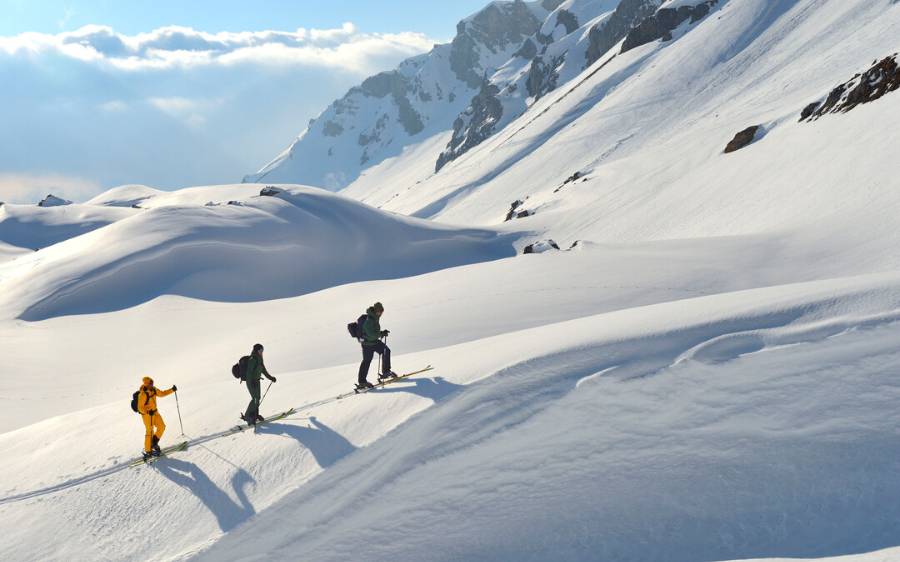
[244,380,261,419]
[358,342,391,385]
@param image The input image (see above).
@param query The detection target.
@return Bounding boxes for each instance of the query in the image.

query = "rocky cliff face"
[585,0,661,67]
[620,1,718,54]
[801,54,900,121]
[245,0,726,191]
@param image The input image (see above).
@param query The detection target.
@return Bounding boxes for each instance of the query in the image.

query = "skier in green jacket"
[357,302,397,389]
[241,343,277,425]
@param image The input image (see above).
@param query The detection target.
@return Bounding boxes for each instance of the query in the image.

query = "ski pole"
[259,380,273,410]
[174,389,185,436]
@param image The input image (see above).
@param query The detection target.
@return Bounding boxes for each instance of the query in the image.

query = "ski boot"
[151,435,162,456]
[378,371,398,382]
[240,413,256,426]
[356,380,374,391]
[255,414,265,423]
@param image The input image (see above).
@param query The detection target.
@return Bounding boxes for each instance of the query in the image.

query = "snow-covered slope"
[342,0,900,243]
[0,184,512,322]
[3,1,900,562]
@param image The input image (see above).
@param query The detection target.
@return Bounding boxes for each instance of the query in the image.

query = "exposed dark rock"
[436,79,504,172]
[517,210,531,218]
[799,102,820,121]
[358,114,389,146]
[585,0,661,67]
[450,0,542,88]
[38,194,72,207]
[523,239,559,254]
[536,32,555,46]
[504,199,525,222]
[322,121,344,137]
[260,186,282,196]
[541,0,566,10]
[555,171,582,192]
[357,71,424,136]
[689,1,713,23]
[621,1,718,55]
[556,10,579,35]
[724,125,759,153]
[131,204,140,209]
[360,72,402,98]
[396,98,425,135]
[526,55,566,100]
[803,55,900,120]
[516,38,538,60]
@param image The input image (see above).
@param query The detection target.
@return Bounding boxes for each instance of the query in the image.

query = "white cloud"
[99,100,127,112]
[0,172,102,205]
[147,96,200,116]
[0,23,437,73]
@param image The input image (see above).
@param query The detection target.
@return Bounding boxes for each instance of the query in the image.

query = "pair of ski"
[129,441,188,468]
[337,365,434,399]
[129,408,295,467]
[229,408,295,434]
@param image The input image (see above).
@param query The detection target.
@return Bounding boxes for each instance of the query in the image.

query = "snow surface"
[2,1,900,562]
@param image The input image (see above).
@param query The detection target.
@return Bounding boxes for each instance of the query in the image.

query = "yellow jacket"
[137,385,173,414]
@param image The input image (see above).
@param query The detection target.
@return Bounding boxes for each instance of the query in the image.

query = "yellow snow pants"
[142,412,166,452]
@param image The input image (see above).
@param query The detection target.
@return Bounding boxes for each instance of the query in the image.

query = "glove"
[381,330,390,337]
[148,409,157,416]
[269,376,277,383]
[172,385,178,392]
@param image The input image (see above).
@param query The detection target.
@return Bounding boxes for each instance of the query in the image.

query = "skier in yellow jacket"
[136,376,177,460]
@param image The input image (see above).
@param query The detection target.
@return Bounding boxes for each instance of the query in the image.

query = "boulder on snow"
[523,240,560,254]
[724,125,760,154]
[260,186,282,197]
[37,194,73,207]
[505,199,526,222]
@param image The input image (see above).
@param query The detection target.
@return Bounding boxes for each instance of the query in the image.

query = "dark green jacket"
[246,350,273,383]
[360,307,383,346]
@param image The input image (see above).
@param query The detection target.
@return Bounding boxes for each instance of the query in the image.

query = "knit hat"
[142,376,153,385]
[253,343,264,353]
[373,302,384,313]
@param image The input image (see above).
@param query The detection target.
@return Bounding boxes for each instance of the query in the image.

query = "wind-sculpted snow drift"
[0,184,513,321]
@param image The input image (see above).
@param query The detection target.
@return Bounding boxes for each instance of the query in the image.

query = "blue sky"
[0,0,490,204]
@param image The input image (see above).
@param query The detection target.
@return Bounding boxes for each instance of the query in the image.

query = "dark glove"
[381,330,390,337]
[172,385,178,392]
[269,376,277,383]
[148,409,157,416]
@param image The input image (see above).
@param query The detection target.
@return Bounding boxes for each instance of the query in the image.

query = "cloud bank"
[0,23,435,73]
[0,24,437,203]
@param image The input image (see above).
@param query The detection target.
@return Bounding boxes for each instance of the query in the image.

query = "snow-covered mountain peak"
[242,0,650,191]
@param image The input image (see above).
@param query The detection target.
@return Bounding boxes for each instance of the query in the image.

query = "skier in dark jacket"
[357,302,397,389]
[242,343,277,425]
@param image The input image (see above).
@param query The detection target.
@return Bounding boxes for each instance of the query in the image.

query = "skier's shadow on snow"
[154,458,255,532]
[261,416,356,468]
[377,375,462,402]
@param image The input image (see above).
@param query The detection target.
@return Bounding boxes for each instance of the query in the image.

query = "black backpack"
[131,389,149,413]
[231,355,250,382]
[347,314,366,340]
